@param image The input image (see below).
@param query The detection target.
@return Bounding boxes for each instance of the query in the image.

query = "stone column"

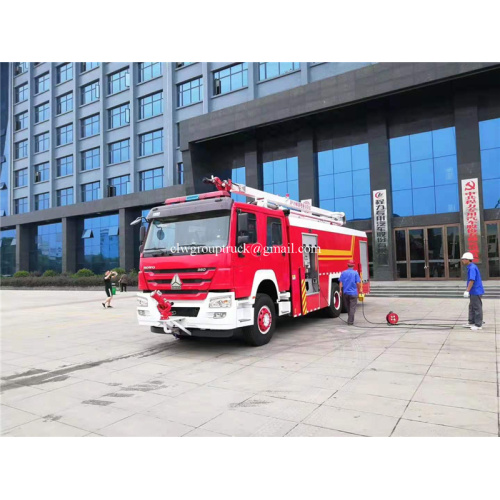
[297,126,316,204]
[454,90,487,277]
[62,217,77,274]
[367,108,395,281]
[15,223,30,272]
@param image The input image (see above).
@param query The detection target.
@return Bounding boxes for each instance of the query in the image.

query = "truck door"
[301,233,320,312]
[233,209,261,298]
[265,216,290,293]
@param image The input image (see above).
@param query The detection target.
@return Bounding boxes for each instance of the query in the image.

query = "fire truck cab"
[134,177,370,346]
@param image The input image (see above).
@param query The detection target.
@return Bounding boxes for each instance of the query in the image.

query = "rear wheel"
[242,294,276,346]
[324,282,342,318]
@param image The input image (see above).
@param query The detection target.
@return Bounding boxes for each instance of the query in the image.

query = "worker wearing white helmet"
[461,252,484,331]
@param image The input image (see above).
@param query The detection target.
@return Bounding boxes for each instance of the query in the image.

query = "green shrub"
[112,267,126,275]
[13,271,30,278]
[42,270,58,277]
[73,268,95,277]
[0,274,138,288]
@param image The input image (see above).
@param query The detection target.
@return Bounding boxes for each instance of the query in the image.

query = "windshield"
[143,211,231,256]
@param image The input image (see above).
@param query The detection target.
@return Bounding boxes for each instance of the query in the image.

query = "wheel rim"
[257,306,272,334]
[334,291,341,310]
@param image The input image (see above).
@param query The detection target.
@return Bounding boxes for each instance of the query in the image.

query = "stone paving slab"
[1,290,499,437]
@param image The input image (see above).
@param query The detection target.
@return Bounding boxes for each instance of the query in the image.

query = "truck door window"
[237,212,257,244]
[266,217,282,249]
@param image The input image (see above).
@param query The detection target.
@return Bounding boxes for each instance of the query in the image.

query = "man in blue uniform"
[461,252,484,331]
[339,260,362,326]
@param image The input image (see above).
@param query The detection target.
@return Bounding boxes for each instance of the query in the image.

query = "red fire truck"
[133,176,370,346]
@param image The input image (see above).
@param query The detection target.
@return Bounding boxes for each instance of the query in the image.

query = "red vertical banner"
[461,178,481,261]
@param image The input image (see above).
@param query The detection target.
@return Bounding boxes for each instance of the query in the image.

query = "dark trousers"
[344,294,358,324]
[120,283,127,292]
[468,295,483,327]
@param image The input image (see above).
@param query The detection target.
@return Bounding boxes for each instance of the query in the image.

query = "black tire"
[242,294,276,346]
[324,282,342,318]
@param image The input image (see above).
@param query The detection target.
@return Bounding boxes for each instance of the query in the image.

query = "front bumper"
[136,291,254,334]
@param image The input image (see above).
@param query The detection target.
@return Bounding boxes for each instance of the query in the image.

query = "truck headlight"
[209,296,232,308]
[137,297,149,307]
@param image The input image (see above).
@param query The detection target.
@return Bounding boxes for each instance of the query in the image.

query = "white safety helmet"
[461,252,474,260]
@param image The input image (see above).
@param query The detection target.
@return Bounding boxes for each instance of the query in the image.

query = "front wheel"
[242,294,276,346]
[324,282,342,318]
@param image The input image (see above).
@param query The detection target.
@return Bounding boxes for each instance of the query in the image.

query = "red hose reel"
[386,311,399,325]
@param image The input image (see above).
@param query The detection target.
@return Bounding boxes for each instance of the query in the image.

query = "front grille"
[147,268,215,275]
[170,307,199,317]
[153,279,208,284]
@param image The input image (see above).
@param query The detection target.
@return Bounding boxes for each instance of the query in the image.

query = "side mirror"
[130,216,142,226]
[237,234,250,246]
[237,212,249,233]
[139,225,146,243]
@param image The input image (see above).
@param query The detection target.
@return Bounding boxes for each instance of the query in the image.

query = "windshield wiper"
[144,248,173,256]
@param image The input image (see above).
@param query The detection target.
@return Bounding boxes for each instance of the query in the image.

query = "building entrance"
[395,225,461,280]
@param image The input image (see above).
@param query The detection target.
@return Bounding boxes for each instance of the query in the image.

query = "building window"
[0,229,17,276]
[15,140,28,159]
[56,187,74,207]
[259,62,300,81]
[77,214,119,274]
[139,129,163,157]
[34,162,50,183]
[81,114,100,138]
[108,103,130,129]
[231,166,245,202]
[81,62,100,73]
[390,127,459,217]
[81,81,100,104]
[56,123,73,146]
[14,62,29,75]
[35,73,50,94]
[34,192,50,210]
[263,156,299,201]
[35,132,50,153]
[57,92,73,114]
[108,68,129,94]
[15,83,28,103]
[213,63,248,96]
[34,102,50,123]
[56,155,73,177]
[108,139,130,164]
[139,91,163,119]
[15,168,28,188]
[479,117,500,209]
[317,143,371,221]
[138,62,162,83]
[81,181,100,202]
[81,147,100,171]
[15,111,28,131]
[177,162,184,185]
[56,63,73,84]
[30,223,62,273]
[175,63,192,69]
[176,122,180,148]
[14,197,28,214]
[177,77,203,107]
[139,167,164,191]
[108,175,130,197]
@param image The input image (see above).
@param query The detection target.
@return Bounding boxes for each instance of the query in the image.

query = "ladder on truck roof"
[203,175,346,226]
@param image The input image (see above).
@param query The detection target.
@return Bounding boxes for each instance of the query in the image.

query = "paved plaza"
[0,290,498,437]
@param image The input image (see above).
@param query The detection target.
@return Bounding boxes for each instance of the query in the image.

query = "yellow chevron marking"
[318,236,355,261]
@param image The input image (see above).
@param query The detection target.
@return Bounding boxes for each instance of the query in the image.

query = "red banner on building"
[461,178,481,261]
